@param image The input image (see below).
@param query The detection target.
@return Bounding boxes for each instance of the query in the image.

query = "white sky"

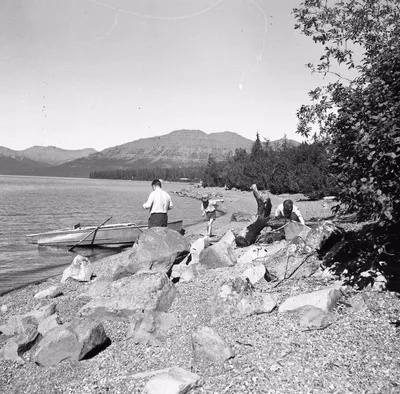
[0,0,334,151]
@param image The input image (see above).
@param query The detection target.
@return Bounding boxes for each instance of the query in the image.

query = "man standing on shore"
[143,179,173,228]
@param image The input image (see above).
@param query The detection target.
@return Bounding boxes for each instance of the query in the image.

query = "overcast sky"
[1,0,330,151]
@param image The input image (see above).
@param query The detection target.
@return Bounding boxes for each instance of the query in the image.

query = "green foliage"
[225,149,252,190]
[202,155,226,187]
[268,140,336,199]
[293,0,400,223]
[203,134,335,198]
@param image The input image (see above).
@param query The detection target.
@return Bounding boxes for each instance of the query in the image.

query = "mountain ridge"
[0,130,300,177]
[0,145,97,165]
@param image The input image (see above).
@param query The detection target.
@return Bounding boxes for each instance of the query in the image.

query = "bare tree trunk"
[235,186,272,247]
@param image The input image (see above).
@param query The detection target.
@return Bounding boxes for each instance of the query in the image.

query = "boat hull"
[27,220,183,247]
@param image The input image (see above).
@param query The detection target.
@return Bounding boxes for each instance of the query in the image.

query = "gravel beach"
[1,187,399,394]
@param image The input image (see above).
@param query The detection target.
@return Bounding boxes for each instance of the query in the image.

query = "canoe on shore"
[26,220,183,247]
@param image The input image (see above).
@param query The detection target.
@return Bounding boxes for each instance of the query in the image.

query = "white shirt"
[143,188,173,214]
[275,203,305,224]
[201,200,218,214]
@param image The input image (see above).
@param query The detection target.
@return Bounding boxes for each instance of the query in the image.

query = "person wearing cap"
[201,194,224,237]
[143,179,173,228]
[274,199,305,225]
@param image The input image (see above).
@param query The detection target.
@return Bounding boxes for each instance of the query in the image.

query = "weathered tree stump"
[235,185,272,247]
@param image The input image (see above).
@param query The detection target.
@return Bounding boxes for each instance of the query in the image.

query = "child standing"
[201,194,224,237]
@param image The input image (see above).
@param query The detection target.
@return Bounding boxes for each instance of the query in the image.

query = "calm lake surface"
[0,176,201,295]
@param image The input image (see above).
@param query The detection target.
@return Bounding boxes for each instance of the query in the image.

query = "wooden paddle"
[68,216,113,252]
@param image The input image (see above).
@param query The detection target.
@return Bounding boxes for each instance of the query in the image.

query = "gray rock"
[191,326,235,364]
[28,303,57,324]
[241,264,266,285]
[144,367,203,394]
[86,279,112,298]
[305,221,343,254]
[237,246,269,267]
[284,221,311,241]
[347,294,368,312]
[112,228,189,280]
[126,311,178,346]
[261,294,277,313]
[210,277,272,318]
[79,272,177,321]
[38,314,60,335]
[211,277,254,321]
[299,306,330,329]
[264,236,320,281]
[3,326,40,362]
[61,255,94,283]
[135,227,189,272]
[34,286,62,300]
[218,230,236,248]
[33,318,109,367]
[279,285,343,313]
[0,315,35,336]
[199,242,236,269]
[0,303,56,336]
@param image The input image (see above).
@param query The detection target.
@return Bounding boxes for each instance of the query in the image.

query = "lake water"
[0,176,201,295]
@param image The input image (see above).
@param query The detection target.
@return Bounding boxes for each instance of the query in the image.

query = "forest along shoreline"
[0,186,399,393]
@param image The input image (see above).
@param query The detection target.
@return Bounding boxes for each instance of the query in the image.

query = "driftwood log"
[235,185,272,247]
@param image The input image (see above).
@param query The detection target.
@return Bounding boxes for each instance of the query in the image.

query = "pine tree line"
[203,134,337,200]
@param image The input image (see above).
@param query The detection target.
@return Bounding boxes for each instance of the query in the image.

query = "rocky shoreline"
[1,187,399,394]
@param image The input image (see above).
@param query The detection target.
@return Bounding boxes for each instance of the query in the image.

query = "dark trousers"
[148,213,168,228]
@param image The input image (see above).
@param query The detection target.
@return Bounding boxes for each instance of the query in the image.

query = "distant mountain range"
[0,130,300,178]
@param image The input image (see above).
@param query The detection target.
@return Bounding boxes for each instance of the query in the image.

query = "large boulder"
[0,315,37,336]
[86,280,112,298]
[218,230,236,248]
[279,285,343,313]
[211,277,253,321]
[0,303,56,336]
[199,242,236,269]
[79,272,177,321]
[299,306,330,329]
[61,255,94,283]
[263,237,321,281]
[3,326,40,362]
[305,221,344,255]
[38,314,61,335]
[116,227,189,276]
[126,311,178,346]
[211,277,271,319]
[284,221,311,241]
[322,239,353,267]
[237,246,269,267]
[241,264,267,285]
[33,318,109,367]
[191,326,235,364]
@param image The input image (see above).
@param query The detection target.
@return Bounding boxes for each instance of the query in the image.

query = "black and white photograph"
[1,0,399,392]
